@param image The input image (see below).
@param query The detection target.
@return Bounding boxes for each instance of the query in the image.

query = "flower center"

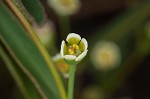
[68,44,79,55]
[101,51,110,63]
[61,0,70,6]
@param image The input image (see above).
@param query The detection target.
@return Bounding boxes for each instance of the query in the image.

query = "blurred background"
[0,0,150,99]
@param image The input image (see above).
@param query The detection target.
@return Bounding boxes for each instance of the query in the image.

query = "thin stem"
[58,15,70,39]
[68,64,76,99]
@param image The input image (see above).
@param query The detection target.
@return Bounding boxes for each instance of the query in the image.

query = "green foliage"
[0,2,64,99]
[0,0,150,98]
[20,0,45,25]
[0,47,40,99]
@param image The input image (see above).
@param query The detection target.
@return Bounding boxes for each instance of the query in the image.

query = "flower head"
[53,54,69,78]
[48,0,81,16]
[91,41,121,71]
[60,33,88,64]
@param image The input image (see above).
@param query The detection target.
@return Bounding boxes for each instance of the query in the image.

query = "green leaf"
[0,47,40,99]
[0,3,64,99]
[20,0,45,25]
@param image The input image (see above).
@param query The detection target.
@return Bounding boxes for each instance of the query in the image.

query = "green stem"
[58,15,70,39]
[68,64,76,99]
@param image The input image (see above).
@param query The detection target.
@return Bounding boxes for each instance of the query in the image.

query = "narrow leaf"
[20,0,45,25]
[0,3,64,99]
[0,46,40,99]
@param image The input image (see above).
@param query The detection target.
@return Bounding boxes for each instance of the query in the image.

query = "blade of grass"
[0,45,40,99]
[0,1,66,99]
[6,0,67,98]
[0,46,31,99]
[20,0,45,25]
[0,35,48,99]
[0,2,65,99]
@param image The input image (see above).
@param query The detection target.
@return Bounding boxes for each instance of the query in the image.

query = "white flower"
[47,0,81,16]
[60,33,88,63]
[52,54,69,78]
[91,41,121,71]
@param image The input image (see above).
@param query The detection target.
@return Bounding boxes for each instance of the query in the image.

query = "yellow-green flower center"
[68,44,79,55]
[101,51,110,63]
[61,0,70,6]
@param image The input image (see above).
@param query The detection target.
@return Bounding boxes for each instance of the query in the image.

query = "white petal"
[52,54,61,61]
[66,33,81,42]
[60,40,65,57]
[64,55,76,60]
[75,50,88,61]
[81,38,88,50]
[63,73,69,78]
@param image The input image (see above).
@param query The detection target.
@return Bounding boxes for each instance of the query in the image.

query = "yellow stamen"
[68,49,72,52]
[69,50,74,55]
[68,44,79,55]
[75,45,79,50]
[72,44,79,50]
[73,44,76,48]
